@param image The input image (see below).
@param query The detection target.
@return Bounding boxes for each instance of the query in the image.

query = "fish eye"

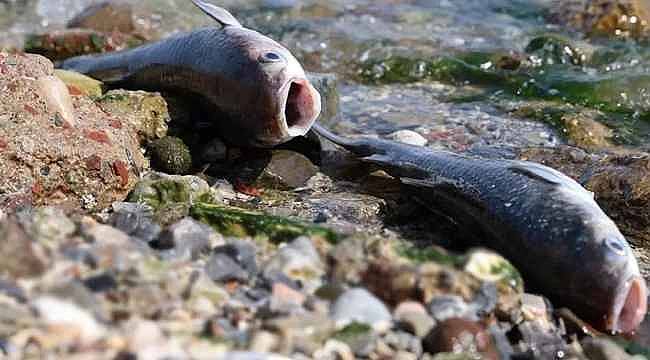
[604,236,626,256]
[259,51,284,63]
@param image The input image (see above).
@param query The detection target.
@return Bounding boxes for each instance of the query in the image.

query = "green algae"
[148,136,193,175]
[396,243,462,266]
[190,202,339,244]
[332,322,372,344]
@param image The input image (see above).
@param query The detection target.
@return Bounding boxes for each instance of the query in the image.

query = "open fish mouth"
[280,78,321,138]
[608,276,647,334]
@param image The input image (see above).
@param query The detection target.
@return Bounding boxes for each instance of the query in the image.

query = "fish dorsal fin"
[191,0,243,28]
[508,161,591,195]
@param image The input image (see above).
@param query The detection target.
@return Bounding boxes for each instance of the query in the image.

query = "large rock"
[0,52,146,212]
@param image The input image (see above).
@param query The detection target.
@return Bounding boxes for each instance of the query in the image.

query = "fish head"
[567,218,647,334]
[223,27,321,147]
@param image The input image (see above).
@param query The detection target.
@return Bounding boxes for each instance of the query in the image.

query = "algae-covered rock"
[24,29,144,61]
[128,173,222,225]
[525,34,587,66]
[148,136,192,175]
[190,202,338,244]
[551,0,650,39]
[54,69,103,98]
[97,89,170,143]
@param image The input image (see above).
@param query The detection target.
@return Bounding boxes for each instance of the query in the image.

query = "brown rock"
[24,29,144,61]
[67,2,136,34]
[422,318,499,359]
[551,0,650,39]
[0,218,48,278]
[0,52,145,212]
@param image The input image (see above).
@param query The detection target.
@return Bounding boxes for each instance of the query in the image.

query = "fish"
[312,123,648,334]
[60,0,321,147]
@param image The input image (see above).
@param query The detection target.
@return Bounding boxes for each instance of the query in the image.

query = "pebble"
[37,75,77,127]
[156,217,221,261]
[27,206,76,243]
[581,337,636,360]
[214,239,258,274]
[250,331,280,353]
[314,339,355,360]
[264,236,324,292]
[214,352,294,360]
[0,218,48,278]
[388,130,428,146]
[205,253,250,283]
[422,318,498,359]
[111,202,161,242]
[428,295,477,322]
[269,282,307,313]
[32,296,105,344]
[330,288,392,332]
[394,301,436,337]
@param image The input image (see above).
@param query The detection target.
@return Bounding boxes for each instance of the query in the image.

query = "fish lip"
[606,275,647,334]
[277,77,322,139]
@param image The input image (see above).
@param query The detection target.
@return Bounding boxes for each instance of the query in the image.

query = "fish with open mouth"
[312,123,648,334]
[60,0,321,147]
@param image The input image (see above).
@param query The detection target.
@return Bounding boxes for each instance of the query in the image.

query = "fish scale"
[313,123,647,334]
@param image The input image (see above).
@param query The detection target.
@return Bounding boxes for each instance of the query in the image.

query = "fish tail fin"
[59,51,134,83]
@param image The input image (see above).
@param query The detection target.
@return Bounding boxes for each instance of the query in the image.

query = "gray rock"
[428,295,477,322]
[27,206,76,243]
[205,253,250,283]
[255,150,318,190]
[383,331,423,356]
[331,288,392,331]
[582,337,635,360]
[214,239,258,274]
[0,218,47,278]
[111,202,161,242]
[263,236,324,292]
[156,217,221,261]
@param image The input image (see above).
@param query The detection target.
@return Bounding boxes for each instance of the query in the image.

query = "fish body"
[60,0,321,147]
[313,124,647,334]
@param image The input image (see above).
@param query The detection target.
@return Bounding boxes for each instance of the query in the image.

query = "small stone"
[249,331,280,353]
[32,296,105,344]
[254,150,318,190]
[26,206,76,244]
[155,217,221,261]
[37,75,77,127]
[388,130,428,146]
[214,352,293,360]
[111,202,161,242]
[582,337,634,360]
[520,293,552,328]
[0,218,48,278]
[205,253,249,283]
[214,239,258,274]
[314,339,355,360]
[263,236,324,292]
[148,136,192,175]
[54,69,103,98]
[270,282,307,312]
[83,272,118,292]
[422,318,498,359]
[80,217,146,270]
[394,302,435,338]
[428,295,477,322]
[331,288,392,332]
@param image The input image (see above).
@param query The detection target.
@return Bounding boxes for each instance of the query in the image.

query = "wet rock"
[148,136,192,175]
[111,202,161,242]
[331,288,392,331]
[307,72,339,124]
[32,296,105,344]
[525,35,587,66]
[422,318,498,359]
[253,150,319,190]
[205,252,249,283]
[54,69,103,98]
[24,29,144,61]
[263,236,325,292]
[554,0,650,39]
[67,2,135,34]
[156,217,222,261]
[96,89,170,143]
[0,53,145,211]
[0,218,47,278]
[394,301,435,337]
[388,130,428,146]
[214,240,258,275]
[582,337,636,360]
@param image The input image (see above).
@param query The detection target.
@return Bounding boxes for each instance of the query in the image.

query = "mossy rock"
[190,202,339,244]
[54,69,103,98]
[148,136,193,175]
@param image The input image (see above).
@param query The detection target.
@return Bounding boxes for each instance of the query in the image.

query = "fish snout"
[281,78,321,139]
[608,275,647,334]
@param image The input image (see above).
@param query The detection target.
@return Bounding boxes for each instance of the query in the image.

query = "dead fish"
[60,0,321,147]
[313,124,648,334]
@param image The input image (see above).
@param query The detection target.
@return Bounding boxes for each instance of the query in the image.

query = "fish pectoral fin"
[191,0,243,28]
[508,161,589,194]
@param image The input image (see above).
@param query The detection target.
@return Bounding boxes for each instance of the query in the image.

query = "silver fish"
[60,0,321,147]
[313,124,648,334]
